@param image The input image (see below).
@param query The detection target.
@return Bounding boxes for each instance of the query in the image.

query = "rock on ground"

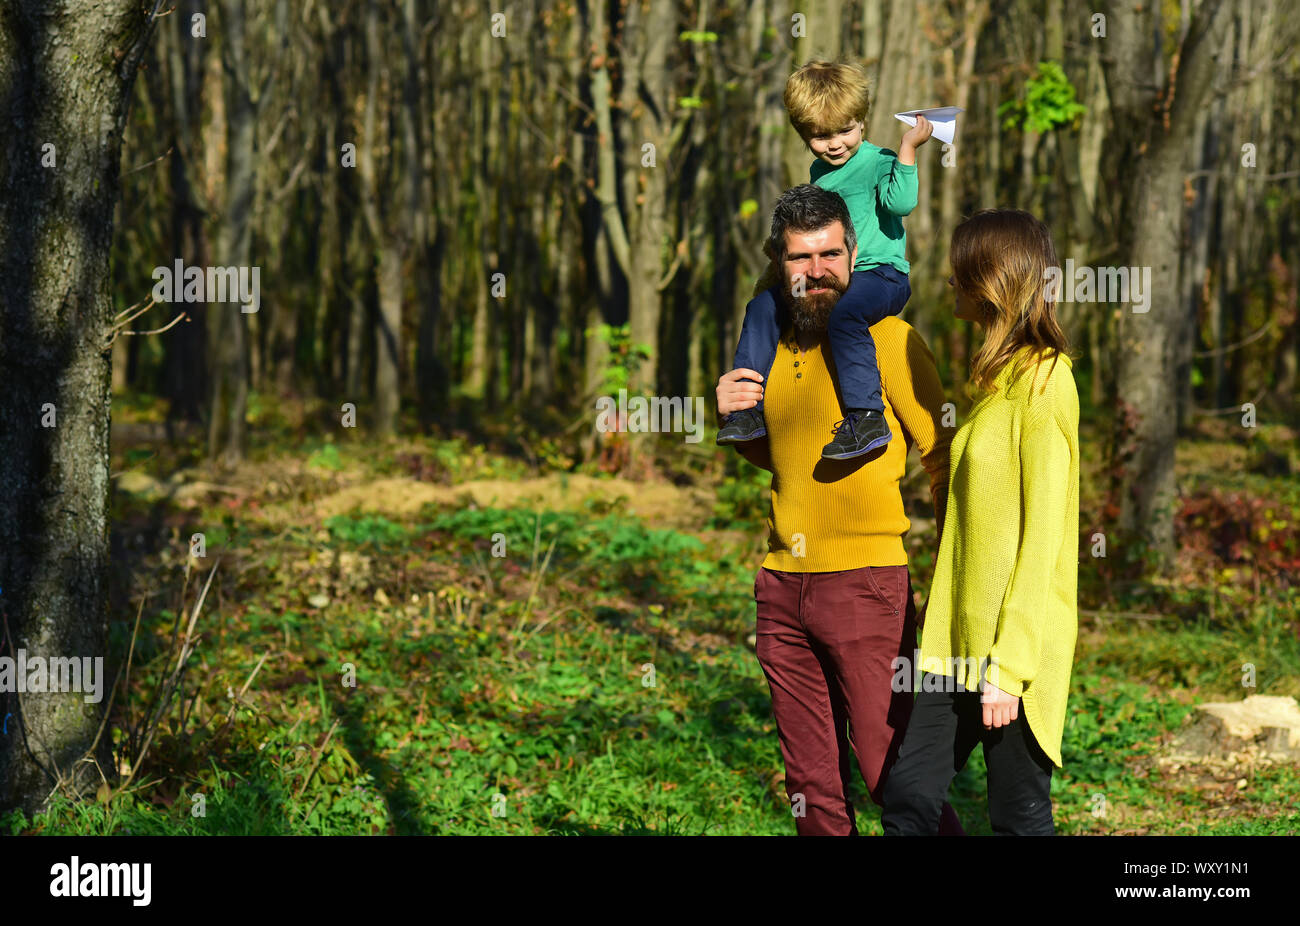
[1164,694,1300,769]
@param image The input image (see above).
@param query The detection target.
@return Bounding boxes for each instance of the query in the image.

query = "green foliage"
[306,441,344,471]
[586,323,651,395]
[710,460,771,528]
[325,513,411,548]
[998,61,1086,134]
[533,437,576,472]
[425,506,713,593]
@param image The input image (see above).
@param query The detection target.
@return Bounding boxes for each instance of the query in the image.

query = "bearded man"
[715,184,964,835]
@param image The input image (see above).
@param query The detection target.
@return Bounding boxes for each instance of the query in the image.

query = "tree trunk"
[409,0,447,431]
[785,0,842,187]
[209,0,255,466]
[590,0,677,398]
[359,1,405,437]
[1102,0,1230,573]
[163,0,210,433]
[0,0,159,816]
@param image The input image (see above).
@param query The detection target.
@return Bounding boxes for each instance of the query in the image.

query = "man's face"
[780,223,857,334]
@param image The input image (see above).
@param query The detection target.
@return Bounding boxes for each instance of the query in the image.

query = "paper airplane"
[894,106,965,146]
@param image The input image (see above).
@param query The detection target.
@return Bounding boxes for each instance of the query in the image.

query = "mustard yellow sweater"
[918,347,1080,767]
[733,316,952,572]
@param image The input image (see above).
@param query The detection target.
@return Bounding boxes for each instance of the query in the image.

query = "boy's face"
[806,119,864,166]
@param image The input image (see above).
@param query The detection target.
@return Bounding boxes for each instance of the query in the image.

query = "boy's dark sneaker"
[716,408,768,444]
[821,408,891,460]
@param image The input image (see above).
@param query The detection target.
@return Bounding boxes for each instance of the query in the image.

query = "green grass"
[7,425,1298,835]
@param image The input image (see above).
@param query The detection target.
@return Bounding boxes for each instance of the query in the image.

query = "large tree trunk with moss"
[0,0,159,816]
[1101,0,1230,574]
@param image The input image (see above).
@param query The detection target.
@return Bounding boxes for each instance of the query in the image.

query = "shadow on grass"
[330,686,428,835]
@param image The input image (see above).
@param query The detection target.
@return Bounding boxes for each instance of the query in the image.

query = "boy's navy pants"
[732,265,911,415]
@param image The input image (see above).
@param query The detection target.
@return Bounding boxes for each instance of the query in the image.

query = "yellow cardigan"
[918,347,1080,767]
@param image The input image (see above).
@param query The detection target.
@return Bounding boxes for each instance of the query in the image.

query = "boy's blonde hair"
[784,59,872,141]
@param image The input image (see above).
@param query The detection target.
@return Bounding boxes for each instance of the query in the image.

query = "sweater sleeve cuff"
[983,655,1025,699]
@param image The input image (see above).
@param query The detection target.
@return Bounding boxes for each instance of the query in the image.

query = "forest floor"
[4,397,1299,835]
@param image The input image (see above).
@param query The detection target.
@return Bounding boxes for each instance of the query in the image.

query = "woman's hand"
[980,682,1019,729]
[717,368,764,416]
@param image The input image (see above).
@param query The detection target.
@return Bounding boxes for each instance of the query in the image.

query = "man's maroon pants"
[754,563,964,835]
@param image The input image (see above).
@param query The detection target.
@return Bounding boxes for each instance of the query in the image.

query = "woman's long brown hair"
[950,208,1071,397]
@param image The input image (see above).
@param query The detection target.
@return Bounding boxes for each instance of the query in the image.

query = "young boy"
[718,60,933,459]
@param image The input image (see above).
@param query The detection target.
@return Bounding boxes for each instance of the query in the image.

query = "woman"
[881,208,1080,836]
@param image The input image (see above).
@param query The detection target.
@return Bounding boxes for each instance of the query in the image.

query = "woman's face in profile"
[948,273,981,323]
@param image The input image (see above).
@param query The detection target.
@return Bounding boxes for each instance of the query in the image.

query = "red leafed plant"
[1176,487,1300,584]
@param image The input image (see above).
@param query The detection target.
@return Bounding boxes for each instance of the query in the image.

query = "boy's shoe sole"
[717,408,768,444]
[821,432,890,460]
[716,427,768,444]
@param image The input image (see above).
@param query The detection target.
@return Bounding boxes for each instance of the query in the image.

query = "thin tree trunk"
[409,0,447,430]
[163,0,210,433]
[209,0,255,466]
[359,1,405,437]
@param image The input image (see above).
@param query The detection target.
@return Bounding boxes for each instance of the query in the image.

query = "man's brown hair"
[784,59,872,142]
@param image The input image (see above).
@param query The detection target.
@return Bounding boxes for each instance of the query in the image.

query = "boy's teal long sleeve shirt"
[810,141,917,274]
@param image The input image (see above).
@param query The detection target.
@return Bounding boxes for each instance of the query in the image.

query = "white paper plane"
[894,106,965,146]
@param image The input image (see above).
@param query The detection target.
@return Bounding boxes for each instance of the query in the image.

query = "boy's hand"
[898,115,933,164]
[717,368,764,417]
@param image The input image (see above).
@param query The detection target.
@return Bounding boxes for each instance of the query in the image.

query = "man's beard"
[781,270,847,334]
